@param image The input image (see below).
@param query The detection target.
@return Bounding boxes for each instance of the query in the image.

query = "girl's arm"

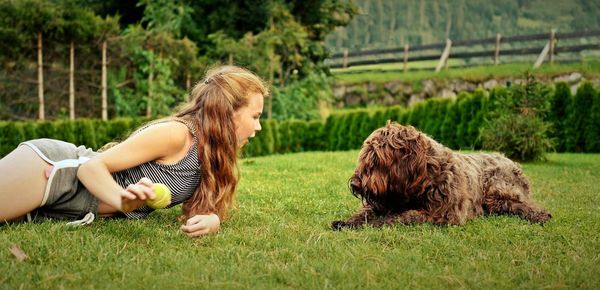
[77,122,192,211]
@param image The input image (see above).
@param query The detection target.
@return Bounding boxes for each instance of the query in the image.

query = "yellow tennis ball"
[146,183,171,209]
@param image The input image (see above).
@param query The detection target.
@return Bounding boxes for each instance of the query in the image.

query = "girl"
[0,65,268,238]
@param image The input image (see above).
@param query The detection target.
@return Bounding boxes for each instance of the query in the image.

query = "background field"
[331,61,600,84]
[1,151,599,289]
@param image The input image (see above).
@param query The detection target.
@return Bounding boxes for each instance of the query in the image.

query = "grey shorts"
[20,139,100,221]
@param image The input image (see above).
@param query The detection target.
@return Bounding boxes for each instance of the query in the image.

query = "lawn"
[332,60,600,85]
[1,151,599,289]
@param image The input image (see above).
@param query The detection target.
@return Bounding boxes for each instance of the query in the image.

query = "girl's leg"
[0,145,48,222]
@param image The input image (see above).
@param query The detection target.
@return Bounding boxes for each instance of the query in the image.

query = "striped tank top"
[111,118,201,219]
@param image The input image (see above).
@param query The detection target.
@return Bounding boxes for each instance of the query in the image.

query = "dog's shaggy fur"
[332,122,551,230]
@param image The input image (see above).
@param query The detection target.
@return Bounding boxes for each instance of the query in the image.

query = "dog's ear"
[355,138,391,197]
[386,127,432,195]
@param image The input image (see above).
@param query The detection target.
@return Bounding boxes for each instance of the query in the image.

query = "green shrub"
[260,120,276,155]
[269,120,281,153]
[55,120,77,144]
[584,86,600,152]
[335,114,352,151]
[440,100,460,149]
[304,120,325,151]
[371,109,387,128]
[74,120,98,149]
[430,98,450,140]
[348,110,370,149]
[566,82,594,152]
[456,92,473,148]
[385,106,405,124]
[481,114,553,161]
[481,74,553,161]
[36,121,56,138]
[22,122,39,140]
[548,82,572,152]
[277,121,291,153]
[405,102,426,129]
[467,89,488,149]
[421,98,448,139]
[0,122,24,156]
[288,120,308,152]
[325,114,341,150]
[359,111,380,141]
[420,99,437,135]
[108,118,134,142]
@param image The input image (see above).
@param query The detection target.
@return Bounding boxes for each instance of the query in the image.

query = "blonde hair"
[176,65,268,221]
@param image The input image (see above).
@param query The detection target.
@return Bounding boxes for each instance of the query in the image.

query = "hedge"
[1,82,599,158]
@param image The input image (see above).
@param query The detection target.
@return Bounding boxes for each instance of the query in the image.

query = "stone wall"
[332,72,600,108]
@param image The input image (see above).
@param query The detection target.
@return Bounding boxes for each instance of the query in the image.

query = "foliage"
[3,80,600,158]
[584,85,600,152]
[202,1,357,120]
[137,0,191,37]
[108,24,195,118]
[548,82,572,152]
[566,82,595,152]
[481,74,554,161]
[455,92,473,148]
[466,89,489,149]
[271,71,333,120]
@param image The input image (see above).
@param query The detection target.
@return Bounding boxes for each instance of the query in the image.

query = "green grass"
[1,151,599,289]
[332,60,600,85]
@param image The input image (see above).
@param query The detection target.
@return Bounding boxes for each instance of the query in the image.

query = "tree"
[1,0,60,120]
[566,82,594,152]
[481,74,553,161]
[548,82,571,152]
[56,0,102,120]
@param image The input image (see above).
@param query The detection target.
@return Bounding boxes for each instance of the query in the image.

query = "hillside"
[325,0,600,53]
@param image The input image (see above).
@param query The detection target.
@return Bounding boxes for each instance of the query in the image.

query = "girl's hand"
[121,177,155,212]
[180,214,221,237]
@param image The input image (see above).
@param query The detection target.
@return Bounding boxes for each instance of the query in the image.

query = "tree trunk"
[101,40,108,121]
[445,1,452,39]
[69,41,75,120]
[278,62,284,88]
[186,71,191,91]
[146,50,154,118]
[268,60,274,120]
[37,31,44,120]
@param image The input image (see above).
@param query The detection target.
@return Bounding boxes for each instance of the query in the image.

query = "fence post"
[549,29,556,64]
[342,49,348,68]
[494,33,501,65]
[533,40,551,69]
[37,31,45,120]
[435,38,452,73]
[101,40,107,121]
[403,44,409,72]
[69,41,75,120]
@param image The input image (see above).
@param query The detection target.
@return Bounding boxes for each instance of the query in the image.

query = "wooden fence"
[327,29,600,72]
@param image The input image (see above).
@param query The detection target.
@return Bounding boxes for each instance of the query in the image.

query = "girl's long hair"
[175,65,268,221]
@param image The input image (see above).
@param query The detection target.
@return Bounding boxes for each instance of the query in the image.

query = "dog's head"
[350,122,440,210]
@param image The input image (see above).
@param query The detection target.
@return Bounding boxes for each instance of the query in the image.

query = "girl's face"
[233,92,264,147]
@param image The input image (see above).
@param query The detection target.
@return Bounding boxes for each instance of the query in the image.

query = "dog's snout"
[349,177,361,192]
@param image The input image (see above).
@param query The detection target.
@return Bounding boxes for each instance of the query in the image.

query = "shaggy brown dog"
[332,122,551,230]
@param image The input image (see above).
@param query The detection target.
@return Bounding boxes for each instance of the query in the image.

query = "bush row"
[0,118,151,157]
[244,81,600,156]
[1,81,598,158]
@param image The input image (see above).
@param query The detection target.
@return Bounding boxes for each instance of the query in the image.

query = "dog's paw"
[529,211,552,225]
[331,220,348,231]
